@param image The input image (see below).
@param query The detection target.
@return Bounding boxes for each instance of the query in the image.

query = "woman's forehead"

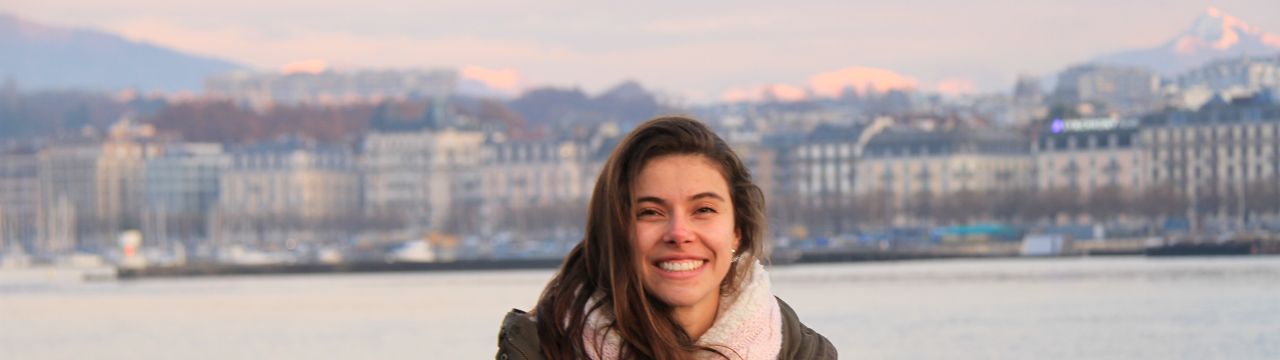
[632,154,730,200]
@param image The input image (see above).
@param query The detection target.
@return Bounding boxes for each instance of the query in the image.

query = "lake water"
[2,257,1278,359]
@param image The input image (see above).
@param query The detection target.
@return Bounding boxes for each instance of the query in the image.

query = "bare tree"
[907,190,934,225]
[1243,178,1280,219]
[989,188,1032,224]
[1085,184,1126,222]
[853,190,893,227]
[1028,187,1082,223]
[1134,183,1187,223]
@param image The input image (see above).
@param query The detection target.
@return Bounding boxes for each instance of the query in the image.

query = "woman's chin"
[649,285,717,309]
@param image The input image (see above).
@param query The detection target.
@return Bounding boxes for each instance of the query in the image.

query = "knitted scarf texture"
[581,261,783,359]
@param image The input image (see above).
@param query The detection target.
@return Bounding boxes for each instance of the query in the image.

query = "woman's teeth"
[658,260,705,272]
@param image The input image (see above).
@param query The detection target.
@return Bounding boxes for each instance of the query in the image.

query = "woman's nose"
[663,217,693,244]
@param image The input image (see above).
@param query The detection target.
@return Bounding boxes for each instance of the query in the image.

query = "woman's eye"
[695,207,717,214]
[637,209,660,218]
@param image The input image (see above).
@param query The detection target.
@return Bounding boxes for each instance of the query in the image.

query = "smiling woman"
[496,117,835,359]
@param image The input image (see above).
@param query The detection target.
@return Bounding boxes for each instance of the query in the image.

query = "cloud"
[281,59,327,74]
[461,65,527,96]
[933,77,977,96]
[807,66,918,97]
[720,83,807,103]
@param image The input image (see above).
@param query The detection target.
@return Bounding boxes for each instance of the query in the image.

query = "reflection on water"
[1,257,1278,359]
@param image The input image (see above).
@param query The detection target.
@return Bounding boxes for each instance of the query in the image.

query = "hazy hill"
[0,13,246,93]
[506,80,666,131]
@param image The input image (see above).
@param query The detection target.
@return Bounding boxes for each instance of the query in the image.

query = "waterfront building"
[35,142,98,254]
[478,137,591,238]
[1139,95,1280,227]
[1031,117,1145,197]
[94,119,163,248]
[362,126,484,235]
[142,142,229,251]
[770,118,890,235]
[213,137,360,248]
[856,126,1032,224]
[0,146,39,254]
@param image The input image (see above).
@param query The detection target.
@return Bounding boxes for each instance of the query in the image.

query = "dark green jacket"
[495,297,837,359]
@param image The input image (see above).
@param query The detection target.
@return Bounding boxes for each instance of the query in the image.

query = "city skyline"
[4,1,1278,102]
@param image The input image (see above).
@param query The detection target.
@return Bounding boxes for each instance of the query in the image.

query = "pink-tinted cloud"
[720,83,807,103]
[807,66,918,97]
[934,77,977,96]
[461,65,527,96]
[281,59,327,74]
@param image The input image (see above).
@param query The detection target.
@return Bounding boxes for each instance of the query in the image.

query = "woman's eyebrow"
[689,192,726,202]
[635,196,667,206]
[635,192,726,206]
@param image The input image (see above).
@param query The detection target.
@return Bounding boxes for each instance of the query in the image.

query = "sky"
[3,0,1279,103]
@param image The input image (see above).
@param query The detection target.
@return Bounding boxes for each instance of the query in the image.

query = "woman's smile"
[631,154,739,309]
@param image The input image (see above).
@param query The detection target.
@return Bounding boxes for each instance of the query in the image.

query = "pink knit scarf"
[581,261,783,359]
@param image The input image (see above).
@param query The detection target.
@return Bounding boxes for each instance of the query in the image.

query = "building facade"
[213,138,360,248]
[36,142,100,254]
[1139,97,1280,226]
[1032,117,1145,196]
[0,146,39,255]
[857,127,1032,224]
[362,127,485,235]
[143,143,229,251]
[478,138,592,241]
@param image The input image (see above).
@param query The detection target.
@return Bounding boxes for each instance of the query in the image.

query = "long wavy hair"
[532,116,767,359]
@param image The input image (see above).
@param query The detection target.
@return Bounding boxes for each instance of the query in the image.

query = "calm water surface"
[1,257,1278,359]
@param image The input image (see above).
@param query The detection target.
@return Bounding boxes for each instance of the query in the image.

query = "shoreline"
[21,238,1254,280]
[110,248,1179,280]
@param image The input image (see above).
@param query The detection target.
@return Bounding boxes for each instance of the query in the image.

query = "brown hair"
[533,116,767,359]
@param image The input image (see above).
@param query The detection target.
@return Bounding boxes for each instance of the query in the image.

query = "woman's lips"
[652,257,709,279]
[657,259,706,272]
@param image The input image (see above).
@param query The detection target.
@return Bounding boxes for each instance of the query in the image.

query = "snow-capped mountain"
[1093,7,1280,75]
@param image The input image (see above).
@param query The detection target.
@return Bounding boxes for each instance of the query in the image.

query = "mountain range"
[2,9,1278,95]
[0,13,245,93]
[1092,7,1280,74]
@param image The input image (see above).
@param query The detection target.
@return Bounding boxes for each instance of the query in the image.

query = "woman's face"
[631,154,739,310]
